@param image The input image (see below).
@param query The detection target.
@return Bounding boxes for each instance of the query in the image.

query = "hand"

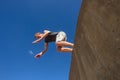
[32,41,36,44]
[34,52,42,58]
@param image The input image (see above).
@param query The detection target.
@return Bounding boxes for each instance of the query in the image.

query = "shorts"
[56,31,67,42]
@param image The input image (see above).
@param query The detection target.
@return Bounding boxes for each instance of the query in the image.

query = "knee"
[56,46,62,52]
[56,42,61,46]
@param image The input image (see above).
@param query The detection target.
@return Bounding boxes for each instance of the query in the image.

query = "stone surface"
[69,0,120,80]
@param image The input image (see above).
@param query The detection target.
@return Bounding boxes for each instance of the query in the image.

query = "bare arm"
[35,42,48,58]
[41,42,48,54]
[32,30,50,44]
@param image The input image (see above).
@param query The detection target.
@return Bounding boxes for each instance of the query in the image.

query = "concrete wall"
[69,0,120,80]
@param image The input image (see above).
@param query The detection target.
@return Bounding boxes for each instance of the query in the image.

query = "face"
[35,34,43,39]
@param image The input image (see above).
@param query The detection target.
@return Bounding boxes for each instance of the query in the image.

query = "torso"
[45,32,59,43]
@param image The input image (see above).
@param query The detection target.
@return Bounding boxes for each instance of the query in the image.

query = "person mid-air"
[32,30,74,58]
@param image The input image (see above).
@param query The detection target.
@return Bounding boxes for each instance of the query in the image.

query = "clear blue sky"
[0,0,82,80]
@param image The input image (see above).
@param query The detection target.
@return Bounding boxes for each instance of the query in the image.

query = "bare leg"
[56,41,74,47]
[57,46,73,52]
[60,47,73,52]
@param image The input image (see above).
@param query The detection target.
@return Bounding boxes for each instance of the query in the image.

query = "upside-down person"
[32,30,74,58]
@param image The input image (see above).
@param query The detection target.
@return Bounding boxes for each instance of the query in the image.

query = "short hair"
[34,32,41,37]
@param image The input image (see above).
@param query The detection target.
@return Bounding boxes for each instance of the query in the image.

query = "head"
[34,32,43,39]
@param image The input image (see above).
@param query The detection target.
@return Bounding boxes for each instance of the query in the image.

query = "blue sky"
[0,0,82,80]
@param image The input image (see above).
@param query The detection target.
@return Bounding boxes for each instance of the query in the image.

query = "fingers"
[34,53,42,58]
[32,41,36,44]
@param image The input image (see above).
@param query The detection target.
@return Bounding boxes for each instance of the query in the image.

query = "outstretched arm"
[32,30,50,44]
[35,42,48,58]
[41,42,48,54]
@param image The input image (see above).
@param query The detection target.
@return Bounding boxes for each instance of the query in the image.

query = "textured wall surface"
[69,0,120,80]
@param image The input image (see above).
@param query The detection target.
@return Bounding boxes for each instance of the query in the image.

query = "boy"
[32,30,74,58]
